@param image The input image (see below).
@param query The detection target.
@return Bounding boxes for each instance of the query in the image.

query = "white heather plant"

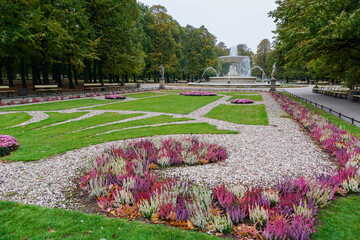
[341,178,360,193]
[181,139,193,151]
[249,205,269,226]
[89,176,108,198]
[230,185,247,198]
[293,200,313,218]
[122,176,136,190]
[191,185,213,213]
[306,180,334,208]
[182,151,199,165]
[158,156,170,167]
[151,137,163,150]
[138,196,160,220]
[187,201,211,230]
[114,189,134,206]
[262,189,280,205]
[213,213,233,234]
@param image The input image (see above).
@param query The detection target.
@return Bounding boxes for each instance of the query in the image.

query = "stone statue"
[271,62,277,80]
[159,64,165,79]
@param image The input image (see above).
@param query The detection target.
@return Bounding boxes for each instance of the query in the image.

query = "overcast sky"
[138,0,278,53]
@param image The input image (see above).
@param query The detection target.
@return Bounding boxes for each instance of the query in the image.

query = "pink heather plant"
[105,95,126,99]
[0,135,19,156]
[231,99,254,104]
[179,91,217,96]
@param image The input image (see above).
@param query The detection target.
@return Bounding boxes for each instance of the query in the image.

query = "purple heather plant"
[105,95,126,99]
[0,135,19,156]
[231,99,254,104]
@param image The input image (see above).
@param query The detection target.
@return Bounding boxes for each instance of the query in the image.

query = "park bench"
[0,86,15,97]
[330,87,350,98]
[124,83,140,89]
[84,83,103,91]
[35,85,62,95]
[176,80,188,84]
[104,83,122,91]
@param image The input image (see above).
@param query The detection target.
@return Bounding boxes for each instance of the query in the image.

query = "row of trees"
[268,0,360,86]
[0,1,227,89]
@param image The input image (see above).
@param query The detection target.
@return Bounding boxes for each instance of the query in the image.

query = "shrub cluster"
[0,135,19,156]
[231,99,254,104]
[105,95,126,100]
[179,91,217,96]
[79,93,360,239]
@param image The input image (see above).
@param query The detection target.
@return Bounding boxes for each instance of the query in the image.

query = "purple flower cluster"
[231,99,254,104]
[0,135,19,156]
[105,95,126,99]
[179,91,217,96]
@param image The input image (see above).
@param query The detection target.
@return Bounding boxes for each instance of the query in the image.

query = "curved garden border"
[79,92,360,239]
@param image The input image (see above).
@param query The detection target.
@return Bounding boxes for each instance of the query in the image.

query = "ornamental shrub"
[231,99,254,104]
[0,135,19,156]
[105,95,126,99]
[179,91,217,96]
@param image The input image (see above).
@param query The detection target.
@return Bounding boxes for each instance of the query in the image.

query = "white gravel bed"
[0,92,336,210]
[3,111,49,128]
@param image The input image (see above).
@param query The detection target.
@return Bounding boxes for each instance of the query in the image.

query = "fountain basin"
[219,56,249,63]
[209,76,257,84]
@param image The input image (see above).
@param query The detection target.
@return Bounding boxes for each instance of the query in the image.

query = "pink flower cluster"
[0,135,19,156]
[105,95,126,99]
[180,91,217,96]
[231,99,254,104]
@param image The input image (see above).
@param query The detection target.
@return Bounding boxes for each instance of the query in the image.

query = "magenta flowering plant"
[105,95,126,100]
[231,99,254,104]
[0,135,19,156]
[180,91,217,96]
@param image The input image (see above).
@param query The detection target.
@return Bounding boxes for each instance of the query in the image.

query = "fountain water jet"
[200,67,219,82]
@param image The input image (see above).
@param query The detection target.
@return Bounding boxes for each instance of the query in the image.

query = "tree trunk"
[73,66,78,85]
[41,58,50,84]
[98,60,103,85]
[84,59,89,83]
[20,57,27,88]
[93,60,97,83]
[31,56,40,86]
[67,58,74,89]
[5,57,14,87]
[0,58,3,85]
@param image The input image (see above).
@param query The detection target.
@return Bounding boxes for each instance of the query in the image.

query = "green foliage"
[0,200,218,240]
[270,0,360,85]
[205,104,269,125]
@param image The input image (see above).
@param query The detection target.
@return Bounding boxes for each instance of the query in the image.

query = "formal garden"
[0,89,359,239]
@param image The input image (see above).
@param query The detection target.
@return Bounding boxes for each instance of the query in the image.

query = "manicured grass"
[205,104,269,125]
[282,92,360,138]
[0,113,32,128]
[88,95,222,114]
[0,99,115,111]
[2,112,143,161]
[227,94,263,101]
[0,201,218,240]
[125,92,166,98]
[312,195,360,240]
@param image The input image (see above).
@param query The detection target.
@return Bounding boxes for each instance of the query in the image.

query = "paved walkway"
[284,86,360,126]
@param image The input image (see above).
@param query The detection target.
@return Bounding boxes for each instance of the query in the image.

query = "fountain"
[188,46,278,88]
[208,46,257,84]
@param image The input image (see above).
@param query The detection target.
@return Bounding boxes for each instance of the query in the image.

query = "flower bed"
[231,99,254,104]
[180,91,217,96]
[79,93,360,239]
[105,95,126,100]
[0,135,19,156]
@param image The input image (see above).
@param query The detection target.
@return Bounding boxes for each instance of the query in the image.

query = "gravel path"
[0,92,335,209]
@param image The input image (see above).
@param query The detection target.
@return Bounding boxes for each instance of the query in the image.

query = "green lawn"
[0,99,115,111]
[227,94,263,101]
[88,95,222,114]
[0,113,32,128]
[125,92,167,98]
[0,201,218,240]
[312,195,360,240]
[205,104,269,125]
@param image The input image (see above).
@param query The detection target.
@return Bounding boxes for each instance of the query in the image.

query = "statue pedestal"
[270,79,276,91]
[159,78,165,89]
